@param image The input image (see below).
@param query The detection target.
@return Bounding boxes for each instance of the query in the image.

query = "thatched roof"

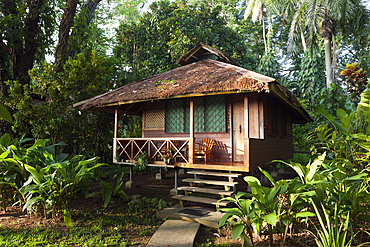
[74,59,312,123]
[176,42,238,66]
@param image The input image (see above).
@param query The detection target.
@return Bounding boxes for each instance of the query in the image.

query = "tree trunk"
[300,30,307,52]
[262,17,267,56]
[320,15,335,89]
[2,0,45,86]
[324,36,333,89]
[55,0,78,72]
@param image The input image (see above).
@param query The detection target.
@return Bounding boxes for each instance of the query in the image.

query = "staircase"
[172,170,241,209]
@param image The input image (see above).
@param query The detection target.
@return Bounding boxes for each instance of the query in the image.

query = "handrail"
[115,138,191,141]
[113,138,193,164]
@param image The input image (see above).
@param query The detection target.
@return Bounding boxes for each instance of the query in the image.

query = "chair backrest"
[199,138,214,152]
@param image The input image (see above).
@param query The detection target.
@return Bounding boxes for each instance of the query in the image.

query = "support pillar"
[170,167,181,195]
[156,167,165,179]
[125,166,137,188]
[113,107,118,163]
[189,99,194,164]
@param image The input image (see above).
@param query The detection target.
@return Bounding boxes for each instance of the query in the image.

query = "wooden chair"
[194,138,215,163]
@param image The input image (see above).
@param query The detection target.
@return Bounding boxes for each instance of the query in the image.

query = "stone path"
[147,205,224,247]
[147,219,200,247]
[157,204,224,229]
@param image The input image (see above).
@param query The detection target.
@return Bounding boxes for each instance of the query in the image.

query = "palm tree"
[243,0,271,55]
[286,0,368,89]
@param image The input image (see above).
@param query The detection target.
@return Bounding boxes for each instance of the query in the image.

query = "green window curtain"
[184,99,190,133]
[166,96,226,133]
[205,95,225,132]
[166,99,184,133]
[194,98,204,132]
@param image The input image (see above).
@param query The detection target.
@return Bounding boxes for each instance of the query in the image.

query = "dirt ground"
[1,169,369,246]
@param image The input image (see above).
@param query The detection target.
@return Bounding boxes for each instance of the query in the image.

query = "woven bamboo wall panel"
[144,101,165,129]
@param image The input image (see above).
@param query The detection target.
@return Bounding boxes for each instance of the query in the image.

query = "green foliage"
[221,151,370,247]
[0,133,105,227]
[292,85,348,153]
[160,149,173,165]
[221,86,370,245]
[0,104,12,124]
[307,202,351,247]
[114,0,263,84]
[0,195,166,246]
[88,172,129,209]
[219,168,294,247]
[134,151,151,170]
[257,53,280,79]
[155,79,175,86]
[298,49,326,105]
[0,0,56,86]
[295,89,370,230]
[3,50,116,162]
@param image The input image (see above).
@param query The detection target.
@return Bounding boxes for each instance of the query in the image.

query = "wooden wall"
[143,130,232,162]
[249,134,293,172]
[247,93,294,172]
[141,92,295,170]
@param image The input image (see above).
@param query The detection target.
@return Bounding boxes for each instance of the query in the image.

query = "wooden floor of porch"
[116,160,249,172]
[174,161,248,172]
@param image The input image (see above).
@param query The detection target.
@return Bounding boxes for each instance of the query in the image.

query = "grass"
[0,226,129,246]
[0,198,164,247]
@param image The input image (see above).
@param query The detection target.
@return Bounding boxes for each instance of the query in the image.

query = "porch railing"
[113,138,194,164]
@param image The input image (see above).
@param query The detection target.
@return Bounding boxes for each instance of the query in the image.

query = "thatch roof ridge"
[176,42,238,66]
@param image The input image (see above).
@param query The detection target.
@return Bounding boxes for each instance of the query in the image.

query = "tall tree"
[0,0,55,86]
[0,0,106,87]
[243,0,270,55]
[114,0,263,83]
[286,0,368,89]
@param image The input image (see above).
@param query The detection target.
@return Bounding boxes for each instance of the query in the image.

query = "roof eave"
[83,89,267,110]
[269,83,313,123]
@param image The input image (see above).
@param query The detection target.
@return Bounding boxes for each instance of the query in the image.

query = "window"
[270,98,279,135]
[144,101,165,129]
[165,96,226,133]
[269,96,287,137]
[165,99,184,133]
[280,108,287,137]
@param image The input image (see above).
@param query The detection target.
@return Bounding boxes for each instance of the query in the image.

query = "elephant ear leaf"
[0,104,12,124]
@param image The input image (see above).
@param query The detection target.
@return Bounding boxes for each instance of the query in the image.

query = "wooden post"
[113,107,118,162]
[244,97,250,172]
[174,168,178,189]
[130,166,133,181]
[189,99,194,164]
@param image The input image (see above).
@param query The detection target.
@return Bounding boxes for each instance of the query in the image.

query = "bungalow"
[74,43,311,179]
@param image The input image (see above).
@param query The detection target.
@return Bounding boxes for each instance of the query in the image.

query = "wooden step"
[182,178,238,187]
[187,170,241,178]
[172,195,229,207]
[177,186,234,196]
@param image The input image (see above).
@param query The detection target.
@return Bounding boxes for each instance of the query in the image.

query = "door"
[232,95,245,162]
